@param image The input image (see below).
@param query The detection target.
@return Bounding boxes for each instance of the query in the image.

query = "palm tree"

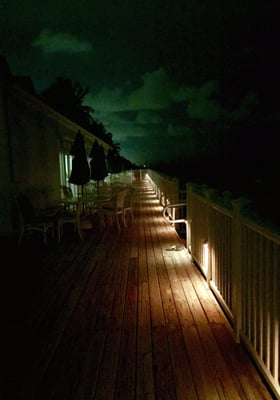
[41,77,136,170]
[41,77,117,147]
[41,77,94,129]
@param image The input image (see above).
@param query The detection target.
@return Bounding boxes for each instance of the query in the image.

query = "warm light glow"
[203,241,209,275]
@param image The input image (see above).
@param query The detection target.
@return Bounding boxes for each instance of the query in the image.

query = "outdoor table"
[81,193,113,214]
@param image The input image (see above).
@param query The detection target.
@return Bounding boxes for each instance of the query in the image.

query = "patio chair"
[15,194,55,246]
[123,186,136,223]
[57,199,96,241]
[111,181,124,193]
[60,185,76,211]
[61,185,74,199]
[99,188,128,232]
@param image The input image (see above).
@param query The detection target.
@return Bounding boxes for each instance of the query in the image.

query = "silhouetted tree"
[41,77,94,129]
[41,77,121,149]
[41,77,133,168]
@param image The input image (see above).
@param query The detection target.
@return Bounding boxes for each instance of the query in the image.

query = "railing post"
[203,188,212,284]
[186,184,192,253]
[232,200,243,342]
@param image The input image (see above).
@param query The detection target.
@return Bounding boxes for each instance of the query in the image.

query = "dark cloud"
[32,30,93,54]
[1,0,279,167]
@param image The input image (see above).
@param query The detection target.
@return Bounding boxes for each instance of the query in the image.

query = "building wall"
[0,83,14,235]
[7,85,61,208]
[0,76,111,237]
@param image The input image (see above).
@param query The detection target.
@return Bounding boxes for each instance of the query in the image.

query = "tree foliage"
[41,77,94,127]
[41,77,117,149]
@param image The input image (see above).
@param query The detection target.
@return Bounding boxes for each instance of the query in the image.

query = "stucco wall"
[0,81,111,237]
[8,92,61,208]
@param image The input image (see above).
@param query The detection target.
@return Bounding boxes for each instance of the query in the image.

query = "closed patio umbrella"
[69,130,90,196]
[90,140,108,186]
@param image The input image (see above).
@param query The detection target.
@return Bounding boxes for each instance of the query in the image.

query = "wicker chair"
[15,194,55,246]
[99,188,128,232]
[123,186,136,223]
[57,200,97,242]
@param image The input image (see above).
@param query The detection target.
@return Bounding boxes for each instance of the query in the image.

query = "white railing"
[188,183,280,399]
[105,170,135,186]
[146,170,280,399]
[162,203,186,225]
[146,169,180,206]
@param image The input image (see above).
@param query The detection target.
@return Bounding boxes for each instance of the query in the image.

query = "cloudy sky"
[1,0,279,168]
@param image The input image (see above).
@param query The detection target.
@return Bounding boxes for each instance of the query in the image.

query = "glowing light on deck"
[203,241,209,275]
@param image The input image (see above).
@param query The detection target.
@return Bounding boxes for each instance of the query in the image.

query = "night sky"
[1,1,279,179]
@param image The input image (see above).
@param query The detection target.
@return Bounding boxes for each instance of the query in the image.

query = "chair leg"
[77,226,85,240]
[116,214,121,232]
[100,213,106,228]
[122,212,127,227]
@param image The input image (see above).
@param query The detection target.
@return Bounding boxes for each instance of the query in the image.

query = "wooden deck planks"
[2,178,275,400]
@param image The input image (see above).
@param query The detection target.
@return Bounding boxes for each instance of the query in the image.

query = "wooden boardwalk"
[2,178,274,400]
